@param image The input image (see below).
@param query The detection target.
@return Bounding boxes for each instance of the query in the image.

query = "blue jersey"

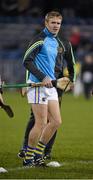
[30,37,59,81]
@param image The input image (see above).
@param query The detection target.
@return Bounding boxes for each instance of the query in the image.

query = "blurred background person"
[74,54,93,99]
[81,54,93,99]
[69,26,81,53]
[0,76,3,104]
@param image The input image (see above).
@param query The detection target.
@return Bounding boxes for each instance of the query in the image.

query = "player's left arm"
[64,42,76,83]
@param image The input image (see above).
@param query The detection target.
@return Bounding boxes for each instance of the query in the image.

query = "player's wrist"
[0,88,3,94]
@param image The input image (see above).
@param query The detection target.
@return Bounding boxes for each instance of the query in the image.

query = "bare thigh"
[48,100,62,125]
[31,104,48,125]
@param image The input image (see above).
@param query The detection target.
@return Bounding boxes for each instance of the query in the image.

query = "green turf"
[0,91,93,179]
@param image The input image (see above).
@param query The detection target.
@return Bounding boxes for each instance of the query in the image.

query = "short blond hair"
[45,11,62,22]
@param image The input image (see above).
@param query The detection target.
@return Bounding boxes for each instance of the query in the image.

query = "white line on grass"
[61,160,93,166]
[1,160,93,173]
[0,166,34,173]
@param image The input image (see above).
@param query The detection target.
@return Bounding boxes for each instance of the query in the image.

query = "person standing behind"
[81,54,93,99]
[23,11,75,167]
[0,76,4,105]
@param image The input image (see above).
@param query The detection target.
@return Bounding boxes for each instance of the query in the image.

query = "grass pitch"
[0,91,93,179]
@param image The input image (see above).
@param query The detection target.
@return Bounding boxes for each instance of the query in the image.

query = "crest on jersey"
[57,47,63,53]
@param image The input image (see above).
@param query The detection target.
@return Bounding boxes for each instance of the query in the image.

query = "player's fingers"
[21,87,27,97]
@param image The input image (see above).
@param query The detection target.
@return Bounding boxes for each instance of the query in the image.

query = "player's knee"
[55,118,62,128]
[51,118,62,129]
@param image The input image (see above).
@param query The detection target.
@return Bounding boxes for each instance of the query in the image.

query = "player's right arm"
[23,34,47,82]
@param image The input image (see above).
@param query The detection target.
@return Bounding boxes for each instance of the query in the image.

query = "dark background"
[0,0,93,18]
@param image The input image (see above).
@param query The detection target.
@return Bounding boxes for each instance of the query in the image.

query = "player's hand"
[90,90,93,96]
[0,93,4,108]
[42,77,53,88]
[70,82,74,91]
[21,87,27,97]
[0,93,4,104]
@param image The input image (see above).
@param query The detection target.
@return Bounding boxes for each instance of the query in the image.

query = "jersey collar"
[43,27,56,37]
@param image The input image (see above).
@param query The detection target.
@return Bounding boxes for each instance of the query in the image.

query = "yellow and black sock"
[35,141,46,158]
[25,146,35,160]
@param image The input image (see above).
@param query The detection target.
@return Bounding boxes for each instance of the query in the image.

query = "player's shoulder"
[28,31,46,47]
[57,36,71,53]
[58,35,71,47]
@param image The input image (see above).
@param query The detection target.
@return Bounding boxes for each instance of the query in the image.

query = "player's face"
[45,17,62,35]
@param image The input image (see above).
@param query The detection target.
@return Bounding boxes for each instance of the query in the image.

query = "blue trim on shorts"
[38,87,40,103]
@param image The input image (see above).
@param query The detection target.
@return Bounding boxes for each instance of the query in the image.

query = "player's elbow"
[23,59,29,69]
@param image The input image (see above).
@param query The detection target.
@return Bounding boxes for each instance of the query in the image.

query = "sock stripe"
[39,141,45,146]
[35,148,43,152]
[27,150,34,153]
[36,145,44,151]
[26,152,33,156]
[27,146,35,150]
[38,142,45,148]
[34,150,42,155]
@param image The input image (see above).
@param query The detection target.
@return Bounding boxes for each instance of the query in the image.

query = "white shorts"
[27,86,58,104]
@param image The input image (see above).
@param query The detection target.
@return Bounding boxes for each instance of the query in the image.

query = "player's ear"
[45,20,48,27]
[45,21,47,26]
